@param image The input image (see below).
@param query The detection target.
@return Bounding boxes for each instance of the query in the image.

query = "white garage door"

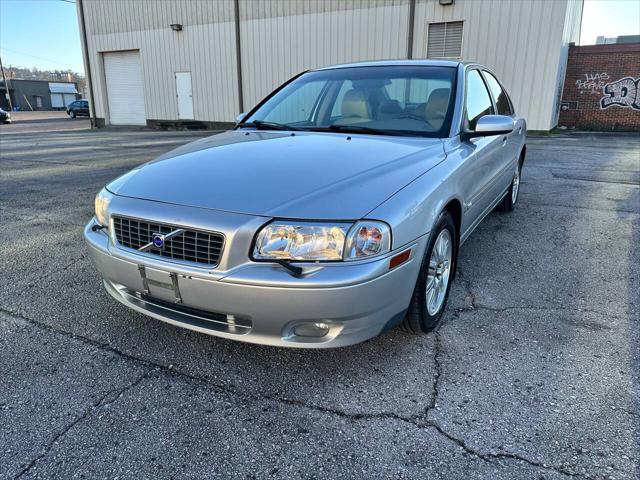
[63,94,76,107]
[103,50,146,125]
[50,93,63,108]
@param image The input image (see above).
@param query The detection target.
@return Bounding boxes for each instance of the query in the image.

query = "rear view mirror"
[470,115,515,137]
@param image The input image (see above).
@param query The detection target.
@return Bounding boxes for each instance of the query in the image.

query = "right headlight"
[94,188,113,227]
[252,220,390,262]
[344,221,391,260]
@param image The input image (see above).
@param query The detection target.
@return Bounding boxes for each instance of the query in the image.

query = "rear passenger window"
[465,70,494,130]
[483,71,513,116]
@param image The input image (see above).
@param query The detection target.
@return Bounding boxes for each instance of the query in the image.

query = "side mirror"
[235,112,247,124]
[464,115,514,139]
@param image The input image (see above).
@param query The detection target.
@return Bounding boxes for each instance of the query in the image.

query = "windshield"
[239,66,457,137]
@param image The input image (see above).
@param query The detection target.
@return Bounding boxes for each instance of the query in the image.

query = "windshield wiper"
[313,124,423,137]
[240,120,300,131]
[274,259,304,277]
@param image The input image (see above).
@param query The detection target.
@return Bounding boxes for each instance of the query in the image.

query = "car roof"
[313,59,462,71]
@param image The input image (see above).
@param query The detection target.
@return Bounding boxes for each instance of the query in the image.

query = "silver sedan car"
[85,60,526,348]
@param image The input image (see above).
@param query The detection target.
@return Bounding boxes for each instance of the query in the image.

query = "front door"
[175,72,194,120]
[460,69,503,231]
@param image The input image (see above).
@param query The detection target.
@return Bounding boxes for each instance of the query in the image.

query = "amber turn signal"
[389,249,411,269]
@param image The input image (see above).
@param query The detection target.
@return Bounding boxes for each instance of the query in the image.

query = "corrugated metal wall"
[81,0,239,124]
[81,0,579,130]
[239,0,409,108]
[412,0,579,130]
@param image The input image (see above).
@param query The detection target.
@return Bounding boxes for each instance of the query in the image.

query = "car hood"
[108,130,445,219]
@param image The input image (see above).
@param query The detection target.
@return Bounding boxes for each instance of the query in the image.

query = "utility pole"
[77,0,97,128]
[0,55,13,111]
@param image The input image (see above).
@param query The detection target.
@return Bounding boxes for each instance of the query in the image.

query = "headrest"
[341,89,370,119]
[425,88,450,117]
[378,100,402,115]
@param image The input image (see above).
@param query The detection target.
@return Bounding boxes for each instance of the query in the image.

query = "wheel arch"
[519,144,526,168]
[441,197,462,241]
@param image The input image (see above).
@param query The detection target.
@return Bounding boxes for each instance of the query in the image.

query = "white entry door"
[175,72,194,120]
[104,50,146,125]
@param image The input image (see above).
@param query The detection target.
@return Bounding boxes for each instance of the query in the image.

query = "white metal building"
[78,0,583,131]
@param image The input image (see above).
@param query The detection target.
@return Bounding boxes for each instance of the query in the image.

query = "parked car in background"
[85,60,526,348]
[0,108,11,124]
[67,99,89,118]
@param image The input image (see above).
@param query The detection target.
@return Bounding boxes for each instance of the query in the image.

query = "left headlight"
[94,188,113,227]
[252,220,391,262]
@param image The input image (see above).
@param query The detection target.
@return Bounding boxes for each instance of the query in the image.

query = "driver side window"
[465,69,494,130]
[262,81,325,125]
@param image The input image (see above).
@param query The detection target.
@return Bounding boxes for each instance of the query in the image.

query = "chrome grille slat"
[112,216,224,266]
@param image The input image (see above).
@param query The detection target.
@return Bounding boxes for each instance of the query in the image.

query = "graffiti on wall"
[575,72,610,95]
[575,72,640,110]
[600,77,640,110]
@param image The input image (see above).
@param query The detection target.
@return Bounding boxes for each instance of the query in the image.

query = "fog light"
[293,322,330,338]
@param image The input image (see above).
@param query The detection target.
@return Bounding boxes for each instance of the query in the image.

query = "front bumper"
[84,216,427,348]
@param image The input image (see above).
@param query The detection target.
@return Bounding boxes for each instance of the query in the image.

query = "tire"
[402,211,458,334]
[498,160,522,212]
[69,111,76,119]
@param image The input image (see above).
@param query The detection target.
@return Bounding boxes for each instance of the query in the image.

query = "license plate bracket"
[138,265,183,304]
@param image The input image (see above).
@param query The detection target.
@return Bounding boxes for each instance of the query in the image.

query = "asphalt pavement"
[0,119,638,479]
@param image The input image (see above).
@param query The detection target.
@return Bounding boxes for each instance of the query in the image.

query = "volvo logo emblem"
[138,228,185,253]
[152,233,165,249]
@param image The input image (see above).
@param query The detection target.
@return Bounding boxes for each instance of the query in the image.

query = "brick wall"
[559,43,640,131]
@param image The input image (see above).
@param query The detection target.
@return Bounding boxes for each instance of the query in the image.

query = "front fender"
[366,155,464,250]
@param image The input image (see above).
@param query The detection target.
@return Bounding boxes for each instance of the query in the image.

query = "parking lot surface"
[0,111,90,135]
[0,124,638,479]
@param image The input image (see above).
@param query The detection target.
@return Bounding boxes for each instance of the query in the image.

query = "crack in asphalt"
[520,201,639,215]
[551,172,640,186]
[425,329,443,416]
[13,370,151,479]
[454,269,626,321]
[1,307,590,479]
[15,254,87,288]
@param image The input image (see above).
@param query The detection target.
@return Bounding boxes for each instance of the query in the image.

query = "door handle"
[502,136,507,146]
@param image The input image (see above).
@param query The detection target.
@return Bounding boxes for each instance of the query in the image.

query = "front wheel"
[69,111,76,119]
[402,212,457,334]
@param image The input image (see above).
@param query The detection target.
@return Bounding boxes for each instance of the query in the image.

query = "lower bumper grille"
[113,216,224,266]
[106,282,252,335]
[139,294,252,330]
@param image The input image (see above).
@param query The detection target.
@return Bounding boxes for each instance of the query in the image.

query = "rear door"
[459,68,502,230]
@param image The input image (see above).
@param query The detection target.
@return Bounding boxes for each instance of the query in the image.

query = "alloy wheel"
[511,169,520,204]
[426,229,452,316]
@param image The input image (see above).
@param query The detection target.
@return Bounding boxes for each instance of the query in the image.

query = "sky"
[0,0,639,76]
[580,0,640,44]
[0,0,84,73]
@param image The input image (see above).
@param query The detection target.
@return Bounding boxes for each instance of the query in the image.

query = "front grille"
[112,216,224,266]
